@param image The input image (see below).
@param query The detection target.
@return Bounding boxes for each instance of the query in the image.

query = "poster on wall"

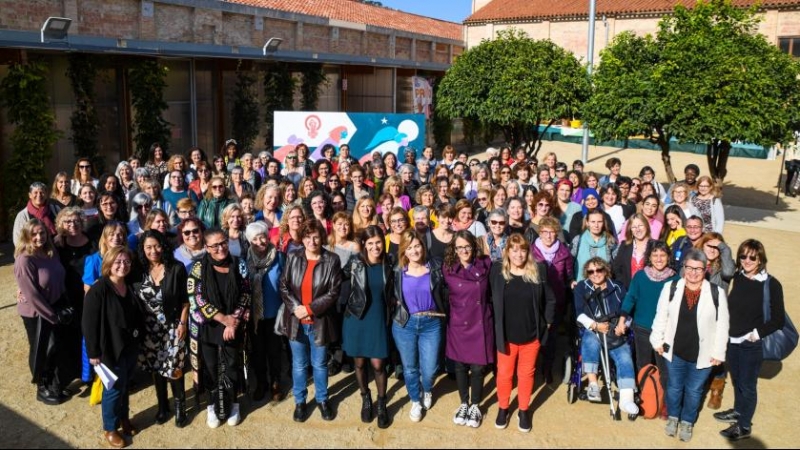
[272,111,426,164]
[412,76,433,119]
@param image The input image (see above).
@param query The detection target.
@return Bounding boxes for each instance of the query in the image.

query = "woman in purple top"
[443,230,494,428]
[14,218,68,405]
[391,230,446,423]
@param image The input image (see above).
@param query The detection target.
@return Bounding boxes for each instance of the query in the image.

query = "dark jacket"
[82,277,144,367]
[134,262,188,324]
[490,262,557,354]
[278,248,342,346]
[611,239,657,289]
[345,184,375,213]
[568,209,616,243]
[392,258,447,327]
[344,256,394,323]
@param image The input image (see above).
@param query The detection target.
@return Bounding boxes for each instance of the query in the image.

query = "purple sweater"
[14,253,66,324]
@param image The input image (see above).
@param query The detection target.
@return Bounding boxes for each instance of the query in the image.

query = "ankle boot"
[171,379,187,428]
[153,375,170,424]
[707,378,726,410]
[360,390,373,423]
[376,396,389,429]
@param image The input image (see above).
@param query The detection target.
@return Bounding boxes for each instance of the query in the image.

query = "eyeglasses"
[390,218,407,225]
[739,254,758,262]
[537,202,550,208]
[211,185,225,190]
[686,225,702,230]
[332,201,345,206]
[489,220,506,226]
[182,228,200,236]
[178,209,196,215]
[586,267,606,275]
[501,170,511,175]
[556,168,566,172]
[683,265,705,274]
[455,245,472,253]
[113,260,132,267]
[79,165,92,169]
[698,184,711,188]
[207,241,228,251]
[63,219,80,225]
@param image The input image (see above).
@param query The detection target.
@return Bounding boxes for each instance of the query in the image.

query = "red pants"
[496,339,541,411]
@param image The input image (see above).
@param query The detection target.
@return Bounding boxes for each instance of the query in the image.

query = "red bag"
[636,364,664,419]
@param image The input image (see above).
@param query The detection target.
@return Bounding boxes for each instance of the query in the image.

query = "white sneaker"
[466,404,482,428]
[227,403,241,426]
[422,392,433,410]
[453,403,469,426]
[409,401,423,422]
[587,383,602,402]
[206,405,221,429]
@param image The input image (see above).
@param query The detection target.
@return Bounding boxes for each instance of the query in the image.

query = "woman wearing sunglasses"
[174,218,206,270]
[197,176,233,229]
[71,158,99,196]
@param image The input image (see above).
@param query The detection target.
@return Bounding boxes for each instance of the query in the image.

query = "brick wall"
[396,36,412,60]
[0,0,63,32]
[221,12,253,47]
[76,0,139,40]
[336,28,364,55]
[193,8,222,45]
[366,32,390,59]
[300,23,331,53]
[416,39,432,61]
[155,3,191,42]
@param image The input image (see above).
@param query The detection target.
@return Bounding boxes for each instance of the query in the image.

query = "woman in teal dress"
[342,225,394,429]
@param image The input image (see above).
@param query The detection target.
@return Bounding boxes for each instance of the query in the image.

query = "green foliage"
[231,60,261,153]
[263,63,296,148]
[0,60,61,224]
[585,0,800,184]
[437,29,589,158]
[66,53,102,172]
[128,58,171,160]
[300,64,327,111]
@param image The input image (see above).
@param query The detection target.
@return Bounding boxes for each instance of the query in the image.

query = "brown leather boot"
[104,430,126,448]
[707,378,726,410]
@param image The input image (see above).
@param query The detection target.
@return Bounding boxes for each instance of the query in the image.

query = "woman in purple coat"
[531,217,575,383]
[443,230,494,429]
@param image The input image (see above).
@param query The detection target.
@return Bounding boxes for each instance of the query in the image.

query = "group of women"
[12,142,783,446]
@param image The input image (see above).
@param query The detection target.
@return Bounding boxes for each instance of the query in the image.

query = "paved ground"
[0,141,798,448]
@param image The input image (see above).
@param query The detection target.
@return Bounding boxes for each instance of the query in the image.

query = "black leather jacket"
[343,256,394,324]
[278,248,342,346]
[392,258,447,327]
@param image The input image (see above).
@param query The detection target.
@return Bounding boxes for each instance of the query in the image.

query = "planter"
[570,119,582,128]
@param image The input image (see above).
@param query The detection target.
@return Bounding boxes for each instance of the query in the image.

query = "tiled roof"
[465,0,800,23]
[229,0,464,42]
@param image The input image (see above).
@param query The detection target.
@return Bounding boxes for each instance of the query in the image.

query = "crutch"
[599,330,620,421]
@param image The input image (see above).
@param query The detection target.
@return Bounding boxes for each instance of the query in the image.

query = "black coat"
[82,277,144,367]
[343,256,394,324]
[133,263,188,323]
[392,258,448,327]
[278,248,342,346]
[568,210,616,243]
[345,184,375,213]
[611,239,657,289]
[489,262,556,354]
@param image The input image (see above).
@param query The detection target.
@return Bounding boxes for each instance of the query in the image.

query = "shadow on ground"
[0,403,72,448]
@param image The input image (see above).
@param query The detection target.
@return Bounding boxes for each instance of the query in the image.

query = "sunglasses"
[490,220,506,226]
[79,165,92,169]
[182,228,200,236]
[211,185,225,190]
[586,267,606,275]
[537,203,550,208]
[477,197,488,202]
[739,254,758,262]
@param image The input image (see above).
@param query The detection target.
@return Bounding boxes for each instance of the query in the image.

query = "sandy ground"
[1,141,799,449]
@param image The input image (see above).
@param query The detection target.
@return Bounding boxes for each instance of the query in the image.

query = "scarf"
[486,233,507,262]
[247,244,278,333]
[580,189,600,215]
[741,268,769,282]
[201,252,240,315]
[576,232,610,280]
[644,265,676,282]
[453,219,474,232]
[535,238,561,263]
[27,200,57,236]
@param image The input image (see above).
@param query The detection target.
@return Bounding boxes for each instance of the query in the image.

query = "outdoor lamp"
[41,17,72,43]
[263,37,283,55]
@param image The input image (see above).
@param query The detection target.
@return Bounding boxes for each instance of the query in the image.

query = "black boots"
[154,375,170,424]
[376,396,389,429]
[361,391,373,423]
[171,379,187,428]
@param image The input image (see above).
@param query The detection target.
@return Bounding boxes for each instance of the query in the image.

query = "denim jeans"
[288,324,328,404]
[727,341,763,429]
[580,331,636,390]
[101,346,138,431]
[665,354,712,424]
[392,316,443,403]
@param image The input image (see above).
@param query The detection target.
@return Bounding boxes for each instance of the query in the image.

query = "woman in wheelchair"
[573,257,639,416]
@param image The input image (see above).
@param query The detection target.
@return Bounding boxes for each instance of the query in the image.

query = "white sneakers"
[587,383,602,402]
[422,392,433,410]
[227,403,241,426]
[207,403,241,428]
[206,405,221,429]
[453,403,469,425]
[409,401,423,422]
[466,404,482,428]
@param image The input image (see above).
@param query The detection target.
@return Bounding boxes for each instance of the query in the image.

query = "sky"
[376,0,474,23]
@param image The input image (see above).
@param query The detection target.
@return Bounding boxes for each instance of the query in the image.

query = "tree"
[300,63,327,111]
[436,29,589,159]
[67,53,102,171]
[263,62,295,149]
[231,60,261,152]
[128,58,171,160]
[585,0,800,186]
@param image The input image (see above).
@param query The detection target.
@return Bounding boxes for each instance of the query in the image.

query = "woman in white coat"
[650,248,729,443]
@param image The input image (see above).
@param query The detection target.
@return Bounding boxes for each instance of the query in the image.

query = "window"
[778,37,800,57]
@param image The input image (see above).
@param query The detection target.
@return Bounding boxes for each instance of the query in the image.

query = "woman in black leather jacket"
[278,219,342,423]
[391,229,447,423]
[341,225,394,428]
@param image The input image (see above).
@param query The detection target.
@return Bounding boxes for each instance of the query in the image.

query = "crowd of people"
[11,141,785,447]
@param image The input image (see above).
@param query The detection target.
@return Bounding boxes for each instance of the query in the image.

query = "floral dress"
[138,274,185,378]
[692,197,713,232]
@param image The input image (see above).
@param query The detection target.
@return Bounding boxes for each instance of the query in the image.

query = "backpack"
[636,364,664,419]
[667,280,719,320]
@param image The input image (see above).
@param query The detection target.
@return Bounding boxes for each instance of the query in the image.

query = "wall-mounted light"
[263,37,283,55]
[41,17,72,43]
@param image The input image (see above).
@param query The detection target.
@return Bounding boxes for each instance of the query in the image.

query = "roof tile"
[465,0,800,23]
[229,0,463,41]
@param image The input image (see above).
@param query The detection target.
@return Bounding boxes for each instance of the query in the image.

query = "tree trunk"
[706,139,730,192]
[656,129,677,184]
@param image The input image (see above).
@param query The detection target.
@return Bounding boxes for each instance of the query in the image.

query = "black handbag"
[762,276,798,361]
